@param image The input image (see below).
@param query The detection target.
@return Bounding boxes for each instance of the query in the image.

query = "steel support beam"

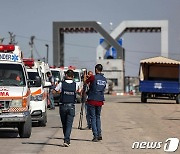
[53,21,123,66]
[97,20,168,59]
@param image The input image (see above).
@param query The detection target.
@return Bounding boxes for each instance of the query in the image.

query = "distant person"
[55,69,76,147]
[47,72,55,110]
[86,64,107,142]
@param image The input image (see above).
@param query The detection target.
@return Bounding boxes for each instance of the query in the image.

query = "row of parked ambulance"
[0,44,84,138]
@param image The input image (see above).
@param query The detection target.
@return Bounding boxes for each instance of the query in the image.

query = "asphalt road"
[0,95,180,154]
[0,103,81,154]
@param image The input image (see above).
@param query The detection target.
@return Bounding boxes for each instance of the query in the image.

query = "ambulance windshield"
[63,71,80,82]
[0,64,25,86]
[27,72,40,87]
[73,72,80,82]
[51,70,61,82]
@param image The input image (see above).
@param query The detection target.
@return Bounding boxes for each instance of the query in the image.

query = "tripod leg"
[78,111,82,129]
[78,110,82,129]
[78,102,84,129]
[78,104,83,129]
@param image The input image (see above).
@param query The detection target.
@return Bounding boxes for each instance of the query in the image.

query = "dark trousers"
[89,104,102,138]
[85,103,91,128]
[59,104,75,143]
[49,91,55,109]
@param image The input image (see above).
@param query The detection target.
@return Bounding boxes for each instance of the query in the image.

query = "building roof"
[140,56,180,65]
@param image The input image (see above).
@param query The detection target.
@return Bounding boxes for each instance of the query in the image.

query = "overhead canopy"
[140,56,180,65]
[139,56,180,81]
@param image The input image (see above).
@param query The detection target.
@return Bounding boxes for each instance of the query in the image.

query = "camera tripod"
[78,84,87,129]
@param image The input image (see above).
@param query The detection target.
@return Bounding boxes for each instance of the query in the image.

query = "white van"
[24,59,50,126]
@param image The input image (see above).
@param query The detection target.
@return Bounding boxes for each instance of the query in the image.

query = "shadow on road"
[51,126,80,130]
[117,101,176,104]
[48,137,91,142]
[50,126,62,128]
[163,118,180,121]
[0,129,18,138]
[32,122,42,127]
[22,136,92,147]
[22,141,64,147]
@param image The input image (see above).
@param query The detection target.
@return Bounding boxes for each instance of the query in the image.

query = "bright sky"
[0,0,180,76]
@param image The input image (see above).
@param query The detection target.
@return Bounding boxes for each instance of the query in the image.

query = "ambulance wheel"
[141,93,147,103]
[38,112,47,127]
[18,114,32,138]
[176,94,180,104]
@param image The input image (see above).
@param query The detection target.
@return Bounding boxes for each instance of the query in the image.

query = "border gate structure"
[96,20,168,92]
[53,21,123,67]
[53,20,168,92]
[97,20,168,59]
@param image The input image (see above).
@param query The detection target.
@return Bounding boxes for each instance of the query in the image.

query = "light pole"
[29,36,35,58]
[45,44,49,63]
[0,37,4,44]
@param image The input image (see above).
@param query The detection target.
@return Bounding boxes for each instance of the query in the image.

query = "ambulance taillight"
[50,66,56,68]
[23,58,34,68]
[68,65,76,70]
[0,45,15,52]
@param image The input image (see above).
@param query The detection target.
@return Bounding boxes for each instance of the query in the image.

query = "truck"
[139,56,180,103]
[0,45,39,138]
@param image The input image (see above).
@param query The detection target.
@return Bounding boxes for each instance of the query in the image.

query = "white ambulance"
[23,59,50,127]
[37,61,51,84]
[50,67,64,104]
[37,61,52,107]
[0,44,34,138]
[50,67,64,85]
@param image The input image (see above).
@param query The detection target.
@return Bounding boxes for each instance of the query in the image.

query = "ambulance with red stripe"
[0,45,32,138]
[23,59,50,127]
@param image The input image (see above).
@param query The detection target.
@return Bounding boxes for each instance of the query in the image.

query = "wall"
[97,59,124,92]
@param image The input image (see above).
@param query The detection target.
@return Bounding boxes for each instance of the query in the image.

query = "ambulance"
[0,44,34,138]
[37,61,51,83]
[50,66,64,85]
[50,67,64,104]
[36,61,52,107]
[23,59,50,126]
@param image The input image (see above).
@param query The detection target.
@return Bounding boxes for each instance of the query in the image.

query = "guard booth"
[139,56,180,103]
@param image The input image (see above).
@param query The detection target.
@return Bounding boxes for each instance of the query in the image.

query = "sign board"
[100,38,123,59]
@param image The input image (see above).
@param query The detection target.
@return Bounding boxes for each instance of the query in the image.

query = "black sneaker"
[92,137,99,142]
[98,136,102,140]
